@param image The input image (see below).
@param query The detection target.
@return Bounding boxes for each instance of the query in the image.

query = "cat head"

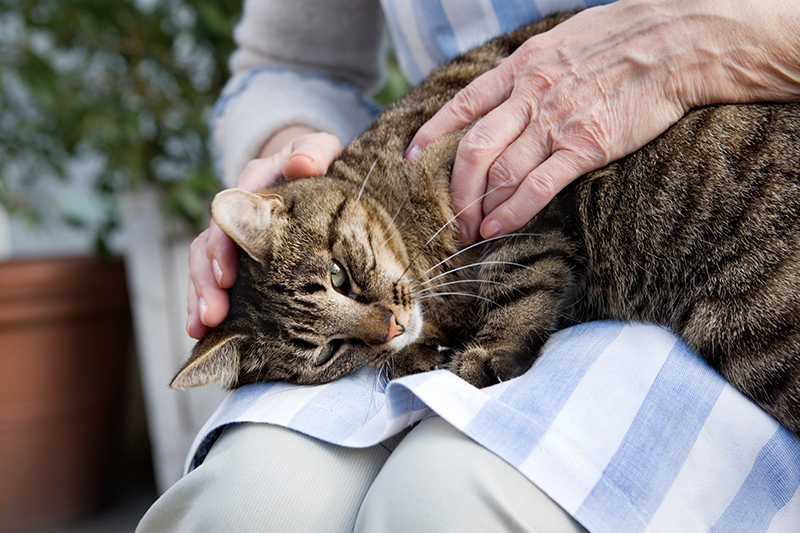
[171,177,423,389]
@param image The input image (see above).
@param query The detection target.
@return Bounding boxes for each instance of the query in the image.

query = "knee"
[355,417,587,533]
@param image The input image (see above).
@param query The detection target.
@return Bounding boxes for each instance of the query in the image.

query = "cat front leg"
[389,322,454,378]
[451,224,585,388]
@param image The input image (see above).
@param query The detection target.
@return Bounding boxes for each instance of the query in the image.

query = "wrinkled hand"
[407,0,712,243]
[186,130,342,339]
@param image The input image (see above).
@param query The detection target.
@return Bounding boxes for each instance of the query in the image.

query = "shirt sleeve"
[212,0,386,187]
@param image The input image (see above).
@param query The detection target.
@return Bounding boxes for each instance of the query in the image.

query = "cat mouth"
[393,306,423,350]
[369,306,423,366]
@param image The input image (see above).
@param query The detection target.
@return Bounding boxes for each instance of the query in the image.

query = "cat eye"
[316,339,342,366]
[330,260,348,289]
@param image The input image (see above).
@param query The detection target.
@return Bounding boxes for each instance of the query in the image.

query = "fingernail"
[212,259,223,287]
[199,297,208,325]
[288,152,315,164]
[405,144,420,163]
[482,219,501,239]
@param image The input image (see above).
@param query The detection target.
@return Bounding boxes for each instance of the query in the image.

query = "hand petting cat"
[186,128,342,339]
[406,0,800,244]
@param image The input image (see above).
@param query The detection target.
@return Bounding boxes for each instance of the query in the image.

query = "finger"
[481,123,550,217]
[480,150,585,238]
[188,230,231,330]
[206,220,238,289]
[236,157,285,191]
[283,132,343,178]
[449,99,530,243]
[406,66,513,160]
[186,279,208,339]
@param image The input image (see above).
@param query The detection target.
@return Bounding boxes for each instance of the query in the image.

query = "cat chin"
[388,306,423,352]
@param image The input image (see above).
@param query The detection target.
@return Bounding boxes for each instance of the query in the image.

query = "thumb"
[283,132,343,178]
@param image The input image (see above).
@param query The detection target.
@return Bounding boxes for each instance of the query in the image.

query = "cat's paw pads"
[391,343,451,378]
[452,344,535,388]
[452,346,506,388]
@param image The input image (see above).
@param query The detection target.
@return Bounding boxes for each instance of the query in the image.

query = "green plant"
[373,43,412,108]
[0,0,241,252]
[0,0,410,253]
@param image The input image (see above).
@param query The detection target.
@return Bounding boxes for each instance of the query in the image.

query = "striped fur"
[173,13,800,436]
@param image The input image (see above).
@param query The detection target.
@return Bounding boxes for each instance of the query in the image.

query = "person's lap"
[137,417,586,532]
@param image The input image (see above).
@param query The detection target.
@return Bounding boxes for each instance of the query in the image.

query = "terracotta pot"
[0,256,132,531]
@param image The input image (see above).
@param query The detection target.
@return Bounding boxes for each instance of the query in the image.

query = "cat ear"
[170,333,245,390]
[211,189,284,262]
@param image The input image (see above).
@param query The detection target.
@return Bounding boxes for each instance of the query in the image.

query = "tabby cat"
[172,13,800,436]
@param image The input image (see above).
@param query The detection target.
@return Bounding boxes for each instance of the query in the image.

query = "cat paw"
[452,345,533,388]
[390,343,451,379]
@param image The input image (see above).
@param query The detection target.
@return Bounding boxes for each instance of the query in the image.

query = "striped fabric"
[187,322,800,532]
[379,0,618,84]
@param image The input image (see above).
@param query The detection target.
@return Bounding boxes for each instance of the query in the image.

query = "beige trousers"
[136,416,587,532]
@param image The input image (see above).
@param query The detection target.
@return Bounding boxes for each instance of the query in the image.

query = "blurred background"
[0,0,410,530]
[0,0,241,530]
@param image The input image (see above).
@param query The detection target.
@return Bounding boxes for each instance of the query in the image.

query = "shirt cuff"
[212,68,382,187]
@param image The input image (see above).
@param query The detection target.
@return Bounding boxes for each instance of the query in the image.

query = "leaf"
[1,0,242,252]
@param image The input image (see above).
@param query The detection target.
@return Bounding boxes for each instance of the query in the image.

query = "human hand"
[186,128,342,339]
[406,0,788,243]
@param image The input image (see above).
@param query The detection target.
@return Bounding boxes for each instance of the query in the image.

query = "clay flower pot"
[0,256,132,531]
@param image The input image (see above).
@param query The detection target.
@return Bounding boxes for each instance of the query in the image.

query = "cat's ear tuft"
[170,333,245,390]
[211,189,284,262]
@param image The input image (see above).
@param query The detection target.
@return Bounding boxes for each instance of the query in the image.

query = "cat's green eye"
[316,340,341,366]
[330,260,348,289]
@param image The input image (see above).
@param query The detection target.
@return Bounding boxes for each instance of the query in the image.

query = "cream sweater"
[212,0,387,186]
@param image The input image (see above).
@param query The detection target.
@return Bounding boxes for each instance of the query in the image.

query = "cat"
[172,12,800,436]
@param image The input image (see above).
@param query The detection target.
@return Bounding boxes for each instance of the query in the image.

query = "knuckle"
[319,131,341,148]
[236,160,271,189]
[522,171,558,203]
[460,127,497,164]
[189,232,208,258]
[240,158,263,175]
[449,86,484,124]
[487,157,520,189]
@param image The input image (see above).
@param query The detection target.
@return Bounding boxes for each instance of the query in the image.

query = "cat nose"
[386,314,405,342]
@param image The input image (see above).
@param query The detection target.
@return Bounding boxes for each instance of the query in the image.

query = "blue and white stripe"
[380,0,618,84]
[187,322,800,532]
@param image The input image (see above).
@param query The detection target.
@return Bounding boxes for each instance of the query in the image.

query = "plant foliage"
[0,0,410,253]
[0,0,241,249]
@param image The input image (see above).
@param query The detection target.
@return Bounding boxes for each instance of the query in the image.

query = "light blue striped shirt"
[380,0,617,84]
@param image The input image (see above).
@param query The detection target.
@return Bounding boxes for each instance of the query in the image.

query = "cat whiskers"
[415,278,513,295]
[383,205,414,245]
[415,275,525,308]
[400,178,519,278]
[357,158,379,203]
[382,215,411,246]
[378,357,393,386]
[417,291,499,306]
[383,192,409,238]
[413,260,543,292]
[409,233,540,286]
